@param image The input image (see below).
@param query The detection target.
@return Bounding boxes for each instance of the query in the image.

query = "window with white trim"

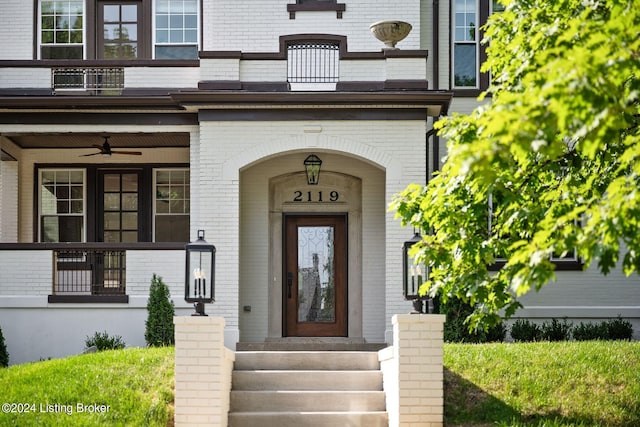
[154,168,190,242]
[39,0,85,59]
[154,0,199,59]
[452,0,505,90]
[39,169,85,242]
[453,0,478,88]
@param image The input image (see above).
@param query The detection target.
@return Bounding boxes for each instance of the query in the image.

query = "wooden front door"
[284,215,347,337]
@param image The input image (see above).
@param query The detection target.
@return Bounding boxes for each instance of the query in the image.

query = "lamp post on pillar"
[185,229,215,316]
[403,230,430,314]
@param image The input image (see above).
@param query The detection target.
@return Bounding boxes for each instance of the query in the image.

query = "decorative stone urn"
[369,20,412,49]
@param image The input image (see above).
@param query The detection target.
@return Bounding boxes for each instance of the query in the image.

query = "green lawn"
[0,347,174,426]
[444,341,640,426]
[0,342,638,426]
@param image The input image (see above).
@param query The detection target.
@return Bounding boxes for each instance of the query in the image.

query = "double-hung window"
[37,1,200,60]
[39,169,86,242]
[154,0,199,59]
[154,168,190,242]
[452,0,505,91]
[39,0,84,59]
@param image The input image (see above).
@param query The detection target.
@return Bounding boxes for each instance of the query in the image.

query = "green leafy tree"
[391,0,640,330]
[0,325,8,367]
[145,274,175,346]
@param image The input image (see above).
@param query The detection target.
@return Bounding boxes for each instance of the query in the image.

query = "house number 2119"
[293,190,339,202]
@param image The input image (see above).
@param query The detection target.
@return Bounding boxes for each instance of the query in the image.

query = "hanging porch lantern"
[304,154,322,185]
[185,230,216,316]
[403,230,429,314]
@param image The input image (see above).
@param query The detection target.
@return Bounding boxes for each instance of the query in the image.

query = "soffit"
[2,132,190,149]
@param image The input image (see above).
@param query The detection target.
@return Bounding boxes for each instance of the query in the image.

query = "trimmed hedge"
[510,317,634,342]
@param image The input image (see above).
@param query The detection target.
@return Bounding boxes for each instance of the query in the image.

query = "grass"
[0,347,174,426]
[0,342,638,426]
[444,341,640,426]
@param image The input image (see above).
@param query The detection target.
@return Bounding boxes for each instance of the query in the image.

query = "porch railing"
[53,248,126,296]
[51,67,125,95]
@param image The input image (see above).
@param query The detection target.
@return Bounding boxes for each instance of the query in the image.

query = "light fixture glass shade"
[304,154,322,185]
[403,231,427,300]
[185,230,216,306]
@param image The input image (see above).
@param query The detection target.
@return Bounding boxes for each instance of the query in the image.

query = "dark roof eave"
[0,90,454,116]
[171,90,454,116]
[0,95,182,110]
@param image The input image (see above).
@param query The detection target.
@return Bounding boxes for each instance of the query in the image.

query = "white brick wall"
[385,57,427,80]
[0,68,50,88]
[0,250,52,295]
[239,60,287,82]
[201,58,240,81]
[0,0,34,60]
[203,0,421,53]
[125,67,200,88]
[339,60,386,81]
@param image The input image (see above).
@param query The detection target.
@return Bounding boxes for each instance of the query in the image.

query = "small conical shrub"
[0,325,9,367]
[145,274,175,346]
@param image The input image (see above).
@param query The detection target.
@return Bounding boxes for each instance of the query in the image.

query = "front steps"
[228,351,388,427]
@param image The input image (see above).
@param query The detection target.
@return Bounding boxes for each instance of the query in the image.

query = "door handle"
[287,272,293,299]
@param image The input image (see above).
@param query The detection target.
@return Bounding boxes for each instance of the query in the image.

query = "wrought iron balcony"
[51,67,124,95]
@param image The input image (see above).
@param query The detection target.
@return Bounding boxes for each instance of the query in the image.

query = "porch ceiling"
[1,132,190,149]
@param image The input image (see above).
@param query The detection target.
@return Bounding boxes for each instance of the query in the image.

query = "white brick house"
[0,0,637,365]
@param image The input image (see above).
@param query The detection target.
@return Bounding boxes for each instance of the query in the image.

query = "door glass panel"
[104,193,120,210]
[297,226,335,323]
[104,174,120,191]
[122,193,138,210]
[104,212,120,229]
[121,212,137,229]
[122,174,138,191]
[103,5,119,22]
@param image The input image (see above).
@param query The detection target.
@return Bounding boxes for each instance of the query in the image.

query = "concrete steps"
[228,351,388,427]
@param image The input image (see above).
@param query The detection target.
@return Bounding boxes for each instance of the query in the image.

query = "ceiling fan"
[81,136,142,157]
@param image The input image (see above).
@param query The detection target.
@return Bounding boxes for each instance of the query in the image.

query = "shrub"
[439,297,506,343]
[541,318,573,341]
[572,317,633,341]
[573,321,608,341]
[0,325,9,367]
[605,316,633,341]
[510,319,542,342]
[85,331,125,351]
[145,274,175,347]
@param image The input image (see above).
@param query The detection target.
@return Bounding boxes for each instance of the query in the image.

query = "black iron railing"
[53,249,126,295]
[51,67,124,95]
[287,42,340,83]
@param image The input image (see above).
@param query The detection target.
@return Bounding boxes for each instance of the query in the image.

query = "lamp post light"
[403,230,430,314]
[185,230,215,316]
[304,154,322,185]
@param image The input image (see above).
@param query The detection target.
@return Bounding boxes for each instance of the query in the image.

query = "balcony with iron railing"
[0,243,185,304]
[0,39,430,97]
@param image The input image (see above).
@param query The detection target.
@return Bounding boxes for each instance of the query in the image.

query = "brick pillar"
[174,316,235,427]
[379,314,446,427]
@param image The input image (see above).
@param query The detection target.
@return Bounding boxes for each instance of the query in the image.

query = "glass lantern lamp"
[185,230,216,316]
[303,154,322,185]
[403,231,429,313]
